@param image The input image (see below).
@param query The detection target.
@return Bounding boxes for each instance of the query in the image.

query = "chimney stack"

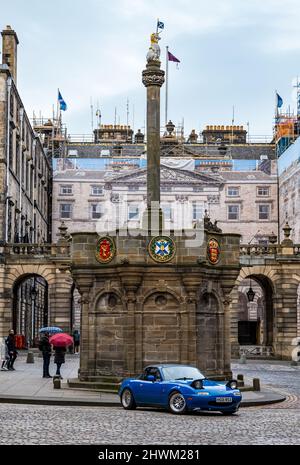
[1,25,19,84]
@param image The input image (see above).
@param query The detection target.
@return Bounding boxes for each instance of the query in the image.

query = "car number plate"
[216,397,232,403]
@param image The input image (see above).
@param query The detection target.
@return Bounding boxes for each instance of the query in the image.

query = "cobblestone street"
[0,361,298,445]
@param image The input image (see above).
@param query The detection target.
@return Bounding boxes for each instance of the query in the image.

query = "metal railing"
[66,132,273,145]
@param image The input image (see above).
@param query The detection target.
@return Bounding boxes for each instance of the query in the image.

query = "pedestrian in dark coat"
[6,329,18,370]
[72,330,80,353]
[53,346,66,379]
[38,332,52,378]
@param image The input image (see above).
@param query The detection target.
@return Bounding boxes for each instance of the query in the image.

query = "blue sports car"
[119,364,242,415]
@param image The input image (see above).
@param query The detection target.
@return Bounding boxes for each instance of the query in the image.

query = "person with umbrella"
[49,333,73,379]
[38,331,52,378]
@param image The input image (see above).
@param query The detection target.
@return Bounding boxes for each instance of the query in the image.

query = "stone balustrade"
[240,244,280,256]
[0,242,70,257]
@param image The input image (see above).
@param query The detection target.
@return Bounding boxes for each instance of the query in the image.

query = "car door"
[134,368,164,405]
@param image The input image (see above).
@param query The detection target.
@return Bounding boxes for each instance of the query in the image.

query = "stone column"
[142,59,165,232]
[229,286,240,358]
[124,291,136,375]
[223,296,233,378]
[78,290,92,380]
[185,292,197,366]
[121,272,142,375]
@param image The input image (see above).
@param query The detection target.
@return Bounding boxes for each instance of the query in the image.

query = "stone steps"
[67,378,120,392]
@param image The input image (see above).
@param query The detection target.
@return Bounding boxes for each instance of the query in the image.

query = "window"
[257,186,270,197]
[60,185,73,195]
[91,185,103,196]
[128,205,139,220]
[91,203,103,219]
[128,185,136,192]
[228,205,239,220]
[60,203,72,219]
[162,204,172,221]
[9,130,14,168]
[193,202,203,221]
[227,186,239,197]
[258,204,269,220]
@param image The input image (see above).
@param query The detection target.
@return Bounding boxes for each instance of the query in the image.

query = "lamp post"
[247,279,255,302]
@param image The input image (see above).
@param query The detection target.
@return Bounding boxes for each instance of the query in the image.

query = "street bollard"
[237,374,244,387]
[26,351,34,363]
[253,378,260,391]
[53,375,61,389]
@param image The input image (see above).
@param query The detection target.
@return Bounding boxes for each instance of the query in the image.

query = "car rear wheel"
[121,388,136,410]
[168,391,187,414]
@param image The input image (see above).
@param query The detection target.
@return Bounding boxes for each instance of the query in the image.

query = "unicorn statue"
[146,32,161,62]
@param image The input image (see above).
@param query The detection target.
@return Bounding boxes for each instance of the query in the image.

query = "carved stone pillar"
[182,278,199,367]
[223,295,233,378]
[124,290,137,375]
[78,290,91,380]
[121,272,142,375]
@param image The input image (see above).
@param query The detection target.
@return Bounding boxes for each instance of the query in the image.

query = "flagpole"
[165,45,169,127]
[56,88,60,129]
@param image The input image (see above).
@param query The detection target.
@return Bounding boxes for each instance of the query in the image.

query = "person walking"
[72,329,80,353]
[0,337,9,371]
[6,329,18,370]
[38,332,52,378]
[53,346,66,379]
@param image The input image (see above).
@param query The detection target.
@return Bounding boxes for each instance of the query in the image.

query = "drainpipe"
[32,138,36,243]
[5,77,12,242]
[19,107,24,241]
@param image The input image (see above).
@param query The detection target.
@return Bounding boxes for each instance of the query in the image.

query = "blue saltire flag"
[157,20,164,30]
[276,93,283,108]
[58,90,67,111]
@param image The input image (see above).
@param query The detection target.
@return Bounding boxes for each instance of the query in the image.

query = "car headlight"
[226,380,238,390]
[192,379,203,389]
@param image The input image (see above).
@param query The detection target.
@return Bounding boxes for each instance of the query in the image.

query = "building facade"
[0,26,60,347]
[0,26,51,245]
[52,160,278,245]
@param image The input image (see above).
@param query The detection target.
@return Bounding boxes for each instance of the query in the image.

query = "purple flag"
[167,51,180,63]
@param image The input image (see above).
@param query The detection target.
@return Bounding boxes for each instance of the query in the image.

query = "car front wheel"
[121,388,136,410]
[168,391,187,414]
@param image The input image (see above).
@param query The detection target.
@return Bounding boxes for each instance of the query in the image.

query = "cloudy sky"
[2,0,300,139]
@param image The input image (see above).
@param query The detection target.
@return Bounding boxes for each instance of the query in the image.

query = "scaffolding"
[274,112,300,157]
[31,116,68,158]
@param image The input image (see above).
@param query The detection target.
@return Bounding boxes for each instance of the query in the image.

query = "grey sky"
[2,0,300,138]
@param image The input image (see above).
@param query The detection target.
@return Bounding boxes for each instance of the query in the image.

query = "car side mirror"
[146,375,155,382]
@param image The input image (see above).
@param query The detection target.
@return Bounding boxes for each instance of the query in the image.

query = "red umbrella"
[49,332,73,347]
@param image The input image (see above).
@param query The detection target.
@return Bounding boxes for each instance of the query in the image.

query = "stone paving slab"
[0,353,286,407]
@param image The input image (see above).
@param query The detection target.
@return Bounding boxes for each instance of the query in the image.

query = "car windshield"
[162,366,205,381]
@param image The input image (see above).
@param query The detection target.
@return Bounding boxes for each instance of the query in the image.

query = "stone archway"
[244,274,274,346]
[93,291,126,375]
[142,291,181,365]
[12,274,48,348]
[237,277,266,346]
